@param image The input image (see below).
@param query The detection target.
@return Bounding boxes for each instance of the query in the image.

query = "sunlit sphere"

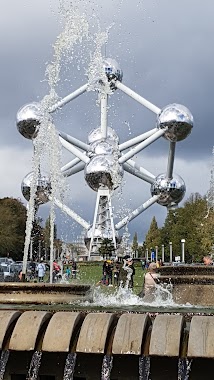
[84,155,124,191]
[150,173,186,206]
[103,58,123,83]
[21,172,51,205]
[157,103,193,142]
[16,102,46,139]
[90,140,116,155]
[88,127,119,144]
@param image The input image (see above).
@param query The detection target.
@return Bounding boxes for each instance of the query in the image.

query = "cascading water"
[63,352,77,380]
[139,356,150,380]
[101,354,113,380]
[26,351,43,380]
[178,358,192,380]
[0,350,10,380]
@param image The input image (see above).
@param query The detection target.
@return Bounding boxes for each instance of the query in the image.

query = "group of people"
[98,256,135,288]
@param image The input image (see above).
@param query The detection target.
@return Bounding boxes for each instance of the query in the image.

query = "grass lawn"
[70,262,145,295]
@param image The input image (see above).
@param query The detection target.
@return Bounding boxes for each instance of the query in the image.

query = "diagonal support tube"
[123,163,155,184]
[49,197,90,230]
[59,131,90,151]
[59,136,90,164]
[119,128,158,151]
[127,159,155,180]
[116,81,161,115]
[62,162,85,177]
[119,128,167,164]
[48,83,88,113]
[115,195,160,230]
[61,157,82,173]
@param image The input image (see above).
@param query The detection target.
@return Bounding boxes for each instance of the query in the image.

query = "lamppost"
[146,248,149,261]
[155,246,158,262]
[181,239,185,263]
[169,242,173,263]
[161,244,165,263]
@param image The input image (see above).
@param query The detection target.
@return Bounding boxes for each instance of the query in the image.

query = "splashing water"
[139,356,150,380]
[63,352,77,380]
[26,351,42,380]
[178,358,192,380]
[0,350,10,380]
[82,283,175,308]
[23,4,89,275]
[101,355,113,380]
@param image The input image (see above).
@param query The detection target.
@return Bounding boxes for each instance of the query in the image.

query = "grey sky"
[0,0,213,244]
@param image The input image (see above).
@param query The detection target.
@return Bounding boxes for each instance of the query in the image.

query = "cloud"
[1,0,214,245]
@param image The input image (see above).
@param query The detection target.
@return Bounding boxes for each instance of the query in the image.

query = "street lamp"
[161,244,165,263]
[181,239,185,263]
[169,242,173,263]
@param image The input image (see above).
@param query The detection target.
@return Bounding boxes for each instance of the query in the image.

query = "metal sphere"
[16,102,45,139]
[84,155,124,192]
[103,58,123,83]
[150,173,186,206]
[21,172,51,205]
[88,127,119,144]
[157,103,193,142]
[90,140,115,155]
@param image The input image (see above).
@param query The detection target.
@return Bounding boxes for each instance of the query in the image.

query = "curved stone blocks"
[9,311,51,351]
[149,314,184,357]
[42,311,84,352]
[187,316,214,358]
[76,312,117,354]
[0,310,21,349]
[112,313,150,355]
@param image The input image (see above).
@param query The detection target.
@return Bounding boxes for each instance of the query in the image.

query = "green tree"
[132,232,138,256]
[0,197,27,260]
[98,238,115,259]
[145,216,161,253]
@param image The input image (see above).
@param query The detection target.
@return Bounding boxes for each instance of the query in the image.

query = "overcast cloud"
[0,0,213,244]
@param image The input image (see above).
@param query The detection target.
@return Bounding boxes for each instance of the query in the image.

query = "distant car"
[0,264,16,280]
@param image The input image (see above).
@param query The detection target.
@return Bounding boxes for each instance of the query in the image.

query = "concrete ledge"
[0,283,92,304]
[76,312,117,354]
[0,310,21,349]
[149,315,184,357]
[188,316,214,358]
[112,313,150,355]
[42,311,84,352]
[9,311,51,351]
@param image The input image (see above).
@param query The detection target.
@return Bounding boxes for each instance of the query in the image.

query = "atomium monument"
[17,57,193,259]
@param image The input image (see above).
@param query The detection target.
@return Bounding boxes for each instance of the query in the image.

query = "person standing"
[139,262,160,299]
[37,259,46,282]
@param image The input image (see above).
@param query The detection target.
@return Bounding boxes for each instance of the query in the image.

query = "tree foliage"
[0,197,27,260]
[98,238,115,258]
[132,232,138,254]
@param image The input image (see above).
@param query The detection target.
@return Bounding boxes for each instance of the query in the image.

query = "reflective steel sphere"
[21,172,51,205]
[150,173,186,206]
[103,58,123,83]
[16,102,45,139]
[88,127,119,144]
[84,155,124,191]
[157,103,193,142]
[90,140,115,155]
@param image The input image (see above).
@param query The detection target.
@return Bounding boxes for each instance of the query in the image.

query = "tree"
[0,197,27,260]
[98,238,115,259]
[132,232,138,256]
[145,216,161,254]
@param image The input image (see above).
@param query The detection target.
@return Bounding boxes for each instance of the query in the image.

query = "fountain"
[2,2,214,380]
